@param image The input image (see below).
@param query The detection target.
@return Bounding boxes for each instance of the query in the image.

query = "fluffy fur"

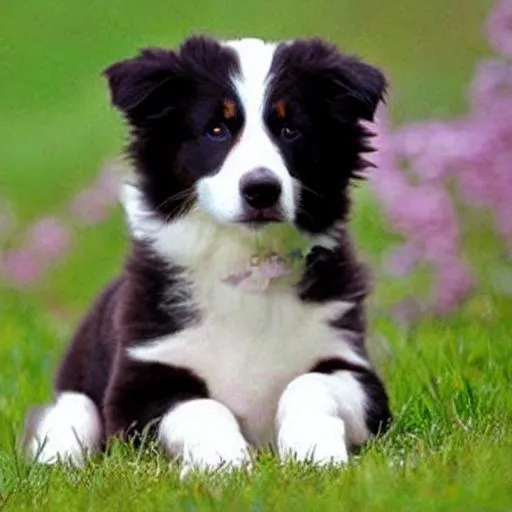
[25,36,391,471]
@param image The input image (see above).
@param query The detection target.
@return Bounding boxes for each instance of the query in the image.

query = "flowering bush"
[369,0,512,314]
[1,0,511,317]
[0,163,123,288]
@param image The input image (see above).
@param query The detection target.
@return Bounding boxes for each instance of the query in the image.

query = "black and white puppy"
[26,36,391,473]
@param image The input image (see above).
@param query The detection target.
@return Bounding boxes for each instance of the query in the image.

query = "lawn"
[1,0,512,510]
[1,288,511,511]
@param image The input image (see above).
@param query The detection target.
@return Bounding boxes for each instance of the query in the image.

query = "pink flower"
[385,243,421,277]
[69,161,123,225]
[433,260,474,314]
[369,6,512,314]
[370,107,474,311]
[95,163,123,202]
[69,188,112,225]
[2,248,43,288]
[486,0,512,56]
[470,59,512,111]
[25,217,72,263]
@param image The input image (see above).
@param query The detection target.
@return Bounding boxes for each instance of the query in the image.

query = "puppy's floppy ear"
[275,39,386,122]
[324,53,386,122]
[103,48,188,124]
[332,56,386,121]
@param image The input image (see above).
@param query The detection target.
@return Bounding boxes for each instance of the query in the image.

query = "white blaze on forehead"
[224,38,277,118]
[196,38,297,224]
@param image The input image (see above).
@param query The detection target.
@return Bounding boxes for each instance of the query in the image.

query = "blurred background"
[1,0,509,330]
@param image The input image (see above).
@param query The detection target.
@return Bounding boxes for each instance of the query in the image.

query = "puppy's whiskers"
[164,194,196,223]
[299,183,324,199]
[155,186,196,213]
[296,205,316,225]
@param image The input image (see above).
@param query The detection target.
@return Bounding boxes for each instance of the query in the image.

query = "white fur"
[276,372,370,465]
[123,187,368,447]
[27,392,101,465]
[197,38,297,224]
[159,399,251,475]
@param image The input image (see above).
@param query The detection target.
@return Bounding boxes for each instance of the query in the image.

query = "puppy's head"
[105,36,385,237]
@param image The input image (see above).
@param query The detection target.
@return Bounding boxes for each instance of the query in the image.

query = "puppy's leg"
[25,392,102,465]
[105,359,250,475]
[276,368,389,465]
[159,399,251,476]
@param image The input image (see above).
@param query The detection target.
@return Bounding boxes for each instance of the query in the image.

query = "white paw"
[29,429,88,466]
[25,392,102,466]
[278,417,349,466]
[158,399,252,478]
[180,437,252,478]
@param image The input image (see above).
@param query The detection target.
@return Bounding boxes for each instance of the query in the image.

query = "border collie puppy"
[25,36,391,473]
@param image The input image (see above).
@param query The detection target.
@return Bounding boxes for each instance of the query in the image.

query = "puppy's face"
[105,37,385,235]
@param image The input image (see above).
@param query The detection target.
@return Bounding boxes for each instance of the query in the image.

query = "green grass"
[2,0,512,510]
[1,288,511,511]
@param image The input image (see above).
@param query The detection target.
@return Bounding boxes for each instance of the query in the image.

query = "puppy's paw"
[28,430,87,466]
[180,437,252,478]
[24,393,102,466]
[278,417,349,466]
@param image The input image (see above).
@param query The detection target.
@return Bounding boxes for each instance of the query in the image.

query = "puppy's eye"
[206,123,231,141]
[280,125,301,141]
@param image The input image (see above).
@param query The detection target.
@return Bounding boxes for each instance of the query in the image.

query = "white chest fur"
[123,187,368,446]
[128,279,365,445]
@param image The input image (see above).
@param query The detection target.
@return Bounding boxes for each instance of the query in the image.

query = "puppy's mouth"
[235,208,284,229]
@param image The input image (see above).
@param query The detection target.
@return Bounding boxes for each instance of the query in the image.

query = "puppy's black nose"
[240,168,282,210]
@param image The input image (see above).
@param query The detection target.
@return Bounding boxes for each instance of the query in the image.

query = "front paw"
[278,417,349,466]
[180,437,252,478]
[24,393,101,466]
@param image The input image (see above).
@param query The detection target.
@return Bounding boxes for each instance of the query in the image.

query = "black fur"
[311,358,391,435]
[267,39,386,233]
[104,37,243,219]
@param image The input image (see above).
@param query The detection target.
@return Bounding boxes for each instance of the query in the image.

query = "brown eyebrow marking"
[223,99,236,119]
[274,100,286,119]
